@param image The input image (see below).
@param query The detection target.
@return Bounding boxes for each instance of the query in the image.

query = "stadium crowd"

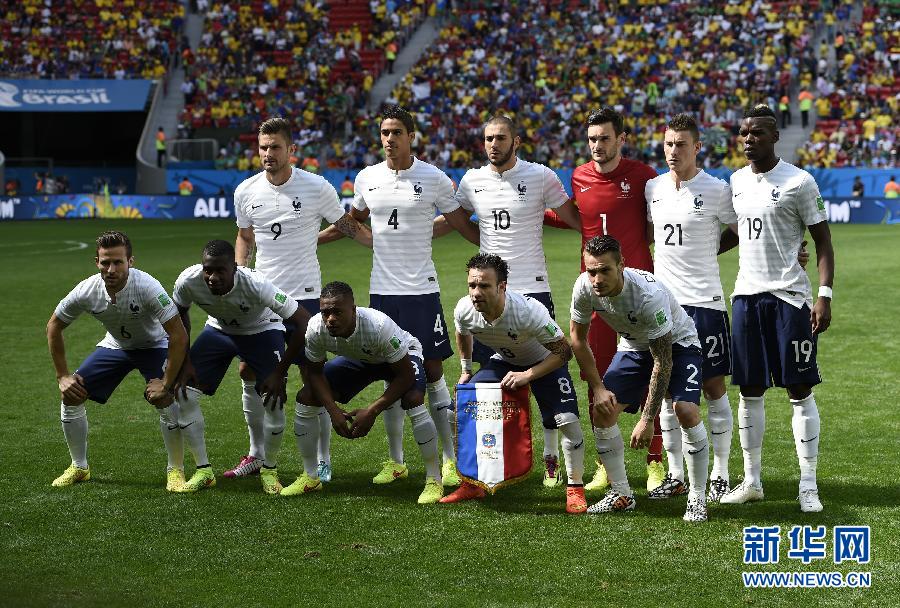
[179,0,433,170]
[0,0,185,79]
[795,3,899,168]
[375,0,836,171]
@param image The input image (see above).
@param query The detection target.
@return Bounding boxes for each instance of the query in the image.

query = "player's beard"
[489,146,515,169]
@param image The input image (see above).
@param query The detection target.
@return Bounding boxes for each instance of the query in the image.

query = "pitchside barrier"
[2,193,898,224]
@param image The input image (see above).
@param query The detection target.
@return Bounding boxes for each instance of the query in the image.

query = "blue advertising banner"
[169,167,900,200]
[2,194,897,224]
[0,79,152,112]
[0,194,234,220]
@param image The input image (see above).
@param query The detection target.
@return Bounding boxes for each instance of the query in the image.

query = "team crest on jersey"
[129,301,140,316]
[291,197,302,213]
[517,183,527,200]
[239,302,250,313]
[769,188,781,206]
[693,194,704,212]
[507,330,518,341]
[413,183,423,199]
[627,311,638,324]
[618,179,631,198]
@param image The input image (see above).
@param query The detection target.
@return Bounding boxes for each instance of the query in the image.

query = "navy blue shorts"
[75,347,167,404]
[683,305,732,380]
[323,354,426,404]
[191,327,285,395]
[603,344,703,411]
[370,293,453,361]
[731,293,822,388]
[473,291,555,365]
[470,358,578,429]
[284,298,320,365]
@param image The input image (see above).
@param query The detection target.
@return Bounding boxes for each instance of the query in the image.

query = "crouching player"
[171,240,310,493]
[47,231,188,490]
[571,236,710,521]
[440,253,587,514]
[284,281,443,503]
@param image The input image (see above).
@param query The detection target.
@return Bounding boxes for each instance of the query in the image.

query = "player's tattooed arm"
[235,227,255,266]
[333,212,373,247]
[644,332,673,421]
[544,338,573,363]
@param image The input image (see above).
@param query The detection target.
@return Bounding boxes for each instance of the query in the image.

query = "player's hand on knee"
[591,386,618,418]
[500,370,529,390]
[629,417,653,450]
[174,360,198,400]
[58,373,88,403]
[145,378,174,408]
[329,409,355,439]
[349,407,377,438]
[259,372,287,410]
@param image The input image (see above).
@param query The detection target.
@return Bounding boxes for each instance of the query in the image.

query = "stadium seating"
[0,0,185,79]
[381,0,831,170]
[180,1,431,170]
[795,3,898,168]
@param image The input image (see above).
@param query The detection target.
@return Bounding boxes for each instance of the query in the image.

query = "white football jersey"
[730,160,827,307]
[454,291,564,367]
[54,268,178,350]
[172,265,298,336]
[646,170,737,311]
[305,306,422,364]
[353,157,459,295]
[455,158,569,294]
[570,268,700,351]
[234,167,345,300]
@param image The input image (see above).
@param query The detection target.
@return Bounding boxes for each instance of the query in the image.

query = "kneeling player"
[441,253,587,514]
[172,240,311,493]
[285,281,443,504]
[47,231,188,490]
[571,236,710,521]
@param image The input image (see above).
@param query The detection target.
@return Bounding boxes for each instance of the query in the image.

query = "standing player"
[721,105,834,513]
[570,236,709,521]
[320,105,479,487]
[644,113,738,502]
[171,240,312,494]
[46,231,193,491]
[452,115,582,487]
[545,107,665,492]
[232,116,371,482]
[440,254,586,513]
[284,281,444,504]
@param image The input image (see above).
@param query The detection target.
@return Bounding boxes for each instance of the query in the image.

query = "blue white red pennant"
[455,383,532,493]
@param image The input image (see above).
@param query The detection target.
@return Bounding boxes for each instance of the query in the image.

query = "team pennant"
[455,383,532,494]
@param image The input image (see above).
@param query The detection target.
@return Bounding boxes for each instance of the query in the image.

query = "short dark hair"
[466,253,509,284]
[583,235,622,262]
[259,116,293,144]
[587,107,624,136]
[202,239,235,259]
[95,231,132,258]
[743,104,778,121]
[667,113,700,142]
[381,105,416,135]
[484,114,517,138]
[321,281,354,301]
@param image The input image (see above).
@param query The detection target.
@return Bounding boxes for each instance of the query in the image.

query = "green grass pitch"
[0,220,897,607]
